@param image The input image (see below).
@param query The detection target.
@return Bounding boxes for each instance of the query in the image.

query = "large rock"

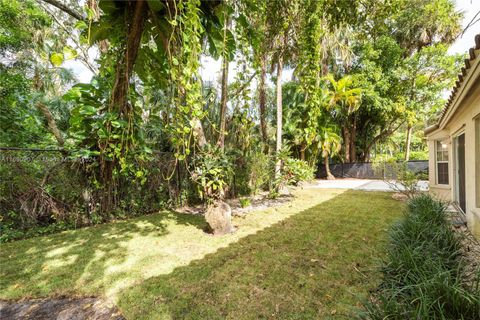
[205,200,234,235]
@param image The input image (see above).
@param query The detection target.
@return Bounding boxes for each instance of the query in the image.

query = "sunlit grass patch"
[0,189,403,319]
[0,188,344,301]
[117,190,402,319]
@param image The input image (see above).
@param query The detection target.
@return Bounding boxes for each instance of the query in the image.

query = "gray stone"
[205,200,234,235]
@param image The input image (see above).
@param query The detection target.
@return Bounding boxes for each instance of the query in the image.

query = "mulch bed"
[176,191,293,217]
[448,209,480,285]
[455,223,480,284]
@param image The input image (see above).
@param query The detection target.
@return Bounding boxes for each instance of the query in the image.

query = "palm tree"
[317,125,341,180]
[325,74,362,163]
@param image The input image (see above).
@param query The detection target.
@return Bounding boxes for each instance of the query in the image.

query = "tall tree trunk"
[32,68,66,152]
[259,55,268,152]
[217,56,229,150]
[320,38,329,76]
[110,1,147,115]
[275,55,283,179]
[100,0,148,213]
[193,118,207,148]
[325,154,335,180]
[300,142,306,161]
[343,127,351,163]
[36,103,65,149]
[350,115,357,162]
[405,125,412,161]
[217,13,230,150]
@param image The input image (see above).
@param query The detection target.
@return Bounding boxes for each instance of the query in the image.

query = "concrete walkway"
[308,179,429,192]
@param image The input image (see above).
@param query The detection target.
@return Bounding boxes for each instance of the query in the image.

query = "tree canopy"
[0,0,464,231]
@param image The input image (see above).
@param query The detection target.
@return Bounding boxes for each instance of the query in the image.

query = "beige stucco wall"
[426,79,480,238]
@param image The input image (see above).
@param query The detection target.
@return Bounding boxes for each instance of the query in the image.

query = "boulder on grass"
[205,200,234,235]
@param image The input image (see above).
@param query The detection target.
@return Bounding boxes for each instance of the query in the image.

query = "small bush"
[363,194,480,319]
[392,151,428,161]
[373,160,421,198]
[282,158,315,185]
[191,144,233,202]
[232,149,273,196]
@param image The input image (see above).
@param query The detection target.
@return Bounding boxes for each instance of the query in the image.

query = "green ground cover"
[0,189,403,319]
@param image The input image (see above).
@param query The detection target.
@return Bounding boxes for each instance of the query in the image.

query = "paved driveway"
[309,179,429,192]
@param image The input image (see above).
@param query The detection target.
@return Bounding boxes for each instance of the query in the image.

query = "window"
[436,141,449,185]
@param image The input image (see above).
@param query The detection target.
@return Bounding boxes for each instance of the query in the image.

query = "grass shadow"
[117,190,404,320]
[0,210,207,300]
[1,189,404,319]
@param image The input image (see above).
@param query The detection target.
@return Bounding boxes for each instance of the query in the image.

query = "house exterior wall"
[427,83,480,238]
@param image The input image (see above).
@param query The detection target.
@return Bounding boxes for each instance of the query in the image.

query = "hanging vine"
[166,0,205,162]
[296,0,325,158]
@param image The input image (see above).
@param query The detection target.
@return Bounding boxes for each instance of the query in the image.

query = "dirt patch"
[448,210,480,285]
[0,297,124,320]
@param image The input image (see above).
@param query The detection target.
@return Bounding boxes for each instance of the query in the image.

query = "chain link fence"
[317,160,429,180]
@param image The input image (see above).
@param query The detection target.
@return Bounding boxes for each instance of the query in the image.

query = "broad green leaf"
[74,20,88,30]
[111,120,121,128]
[50,52,64,66]
[98,128,108,139]
[63,46,78,60]
[79,105,97,115]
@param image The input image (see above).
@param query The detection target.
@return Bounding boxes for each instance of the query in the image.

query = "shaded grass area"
[0,189,403,319]
[118,191,403,319]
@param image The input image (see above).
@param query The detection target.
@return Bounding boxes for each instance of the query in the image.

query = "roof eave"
[424,124,439,135]
[429,34,480,133]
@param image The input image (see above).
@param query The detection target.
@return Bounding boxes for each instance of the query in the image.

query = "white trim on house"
[434,140,449,186]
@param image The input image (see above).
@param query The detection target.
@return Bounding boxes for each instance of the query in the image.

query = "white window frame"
[435,140,449,185]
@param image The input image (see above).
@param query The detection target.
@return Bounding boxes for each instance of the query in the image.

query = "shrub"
[282,158,315,185]
[247,151,273,194]
[363,194,480,319]
[392,150,428,161]
[408,150,428,160]
[0,150,197,242]
[191,144,233,202]
[373,160,421,198]
[231,149,273,196]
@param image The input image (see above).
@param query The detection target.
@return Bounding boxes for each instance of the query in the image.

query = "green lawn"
[0,189,403,319]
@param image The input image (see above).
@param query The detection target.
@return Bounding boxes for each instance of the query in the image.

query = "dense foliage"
[0,0,464,239]
[364,195,480,319]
